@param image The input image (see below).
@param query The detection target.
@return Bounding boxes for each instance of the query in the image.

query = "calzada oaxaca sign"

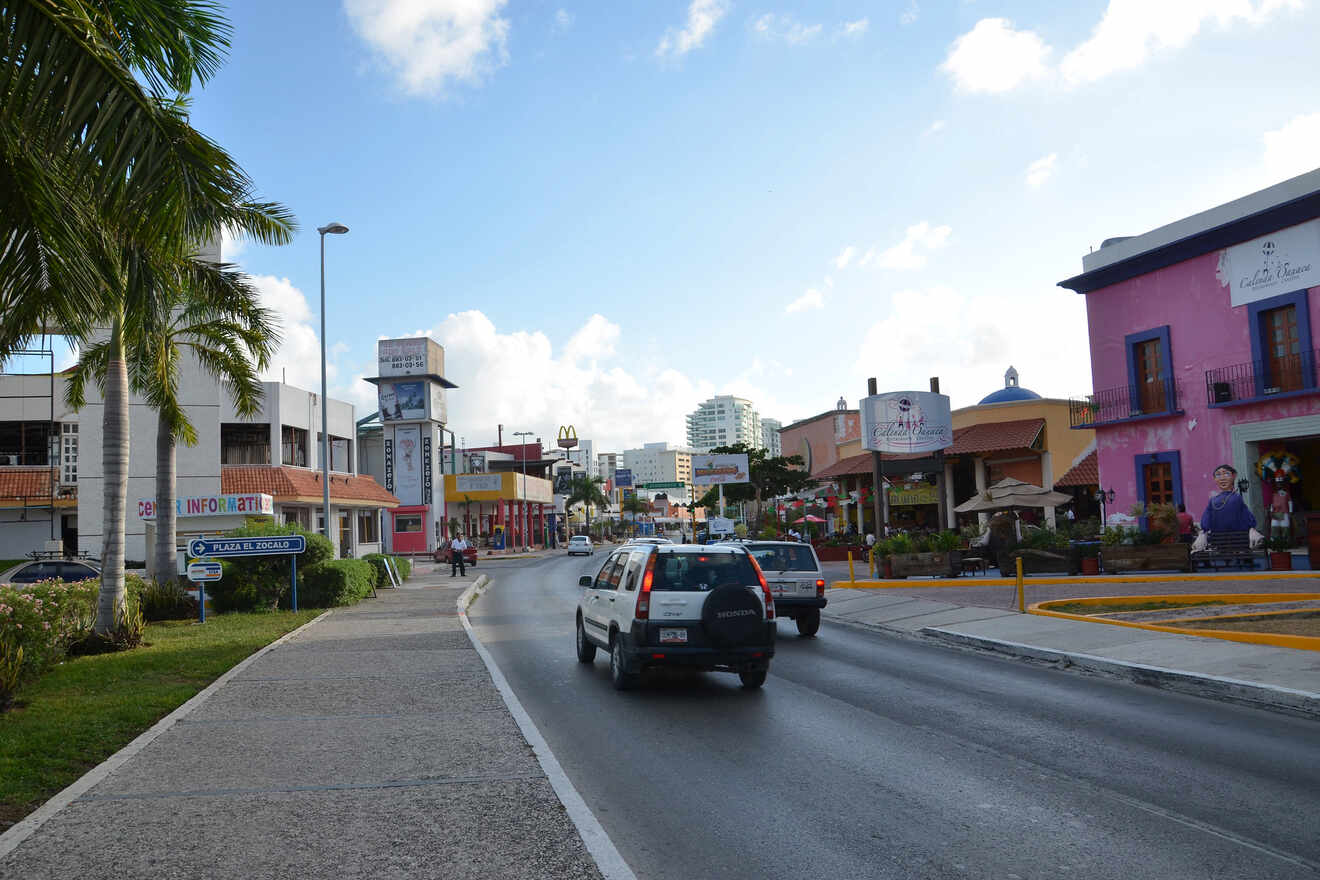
[860,391,953,455]
[1221,219,1320,307]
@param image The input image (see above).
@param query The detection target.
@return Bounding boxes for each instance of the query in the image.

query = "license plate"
[770,581,789,593]
[659,628,688,644]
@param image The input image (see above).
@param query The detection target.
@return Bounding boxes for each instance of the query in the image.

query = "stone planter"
[1099,543,1192,573]
[813,544,868,562]
[888,550,961,579]
[998,548,1072,576]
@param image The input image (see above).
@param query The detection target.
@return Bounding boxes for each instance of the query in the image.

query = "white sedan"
[566,536,594,556]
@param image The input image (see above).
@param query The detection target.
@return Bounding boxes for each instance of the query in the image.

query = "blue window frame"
[1124,325,1175,416]
[1247,289,1313,396]
[1134,451,1184,514]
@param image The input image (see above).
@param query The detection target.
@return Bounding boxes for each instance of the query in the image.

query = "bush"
[362,554,392,589]
[0,578,98,680]
[394,556,411,580]
[209,522,333,612]
[297,559,376,608]
[137,579,199,621]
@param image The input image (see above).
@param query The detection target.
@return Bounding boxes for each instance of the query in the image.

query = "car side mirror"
[578,576,593,587]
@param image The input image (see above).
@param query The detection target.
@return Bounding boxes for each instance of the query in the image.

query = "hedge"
[297,559,376,608]
[362,554,408,589]
[209,522,333,612]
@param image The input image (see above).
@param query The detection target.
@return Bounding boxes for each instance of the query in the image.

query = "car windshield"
[747,544,818,572]
[651,551,758,592]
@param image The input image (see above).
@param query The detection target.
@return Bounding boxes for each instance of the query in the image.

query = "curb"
[834,571,1320,589]
[920,627,1320,720]
[0,609,334,860]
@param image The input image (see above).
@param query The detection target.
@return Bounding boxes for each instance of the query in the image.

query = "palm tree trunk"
[154,413,178,587]
[97,317,129,635]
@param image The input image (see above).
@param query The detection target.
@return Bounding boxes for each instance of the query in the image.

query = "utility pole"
[931,376,948,530]
[868,377,883,537]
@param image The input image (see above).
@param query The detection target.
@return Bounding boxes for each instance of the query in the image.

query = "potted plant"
[1267,536,1293,571]
[884,530,962,578]
[1075,541,1101,575]
[1000,527,1071,575]
[1099,523,1192,572]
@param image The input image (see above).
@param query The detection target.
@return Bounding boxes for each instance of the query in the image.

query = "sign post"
[187,535,308,613]
[186,561,223,623]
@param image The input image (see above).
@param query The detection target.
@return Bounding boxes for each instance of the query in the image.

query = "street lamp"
[317,222,348,542]
[1094,487,1115,522]
[514,430,533,548]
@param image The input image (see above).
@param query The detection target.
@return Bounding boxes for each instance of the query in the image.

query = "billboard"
[394,424,423,505]
[692,453,750,486]
[377,338,433,377]
[614,468,633,488]
[553,467,574,495]
[378,380,427,422]
[860,391,953,455]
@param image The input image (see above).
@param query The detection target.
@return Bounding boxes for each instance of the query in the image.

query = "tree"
[66,267,280,585]
[566,475,609,537]
[620,494,649,535]
[699,443,815,525]
[1,3,295,635]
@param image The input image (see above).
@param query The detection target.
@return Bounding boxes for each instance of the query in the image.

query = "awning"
[1055,450,1099,487]
[813,418,1046,480]
[221,466,399,509]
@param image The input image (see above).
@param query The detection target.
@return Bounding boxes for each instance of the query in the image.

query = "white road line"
[459,578,638,880]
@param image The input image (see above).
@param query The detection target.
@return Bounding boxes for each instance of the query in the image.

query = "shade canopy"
[792,514,827,523]
[954,477,1072,513]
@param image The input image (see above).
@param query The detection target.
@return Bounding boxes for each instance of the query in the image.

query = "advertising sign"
[553,467,574,495]
[692,453,750,486]
[456,474,502,493]
[860,391,953,454]
[378,380,427,422]
[394,424,423,506]
[614,468,634,489]
[188,535,306,558]
[1223,219,1320,307]
[377,338,428,377]
[707,516,735,535]
[640,481,685,489]
[384,438,394,491]
[887,482,940,506]
[422,435,433,504]
[429,383,447,423]
[557,425,578,449]
[138,493,273,520]
[186,561,223,582]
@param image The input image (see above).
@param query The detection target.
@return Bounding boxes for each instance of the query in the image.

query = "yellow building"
[443,472,554,548]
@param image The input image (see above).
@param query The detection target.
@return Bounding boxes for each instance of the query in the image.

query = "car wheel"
[796,609,821,638]
[610,637,638,690]
[576,617,596,663]
[739,666,767,689]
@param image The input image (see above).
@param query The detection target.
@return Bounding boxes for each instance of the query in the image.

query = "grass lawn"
[0,610,320,831]
[1179,615,1320,637]
[1048,599,1231,616]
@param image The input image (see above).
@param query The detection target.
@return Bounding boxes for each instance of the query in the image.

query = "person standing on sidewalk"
[449,534,469,577]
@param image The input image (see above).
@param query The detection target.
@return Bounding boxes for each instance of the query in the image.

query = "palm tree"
[1,3,294,634]
[66,264,280,585]
[567,475,609,538]
[620,494,649,536]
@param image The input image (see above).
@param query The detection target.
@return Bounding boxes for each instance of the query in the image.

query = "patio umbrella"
[954,477,1073,514]
[792,514,827,523]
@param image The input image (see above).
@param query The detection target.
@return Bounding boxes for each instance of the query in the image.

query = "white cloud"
[553,8,573,32]
[248,274,345,397]
[833,246,857,270]
[1025,152,1058,188]
[656,0,728,57]
[840,18,869,37]
[752,13,823,44]
[785,288,825,313]
[1060,0,1301,85]
[855,221,953,270]
[1261,111,1320,184]
[343,0,510,96]
[923,119,946,136]
[220,227,247,262]
[941,18,1052,94]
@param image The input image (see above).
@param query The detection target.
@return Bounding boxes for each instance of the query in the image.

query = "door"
[338,510,353,558]
[1263,305,1302,392]
[583,552,624,643]
[1143,461,1174,506]
[1134,338,1166,413]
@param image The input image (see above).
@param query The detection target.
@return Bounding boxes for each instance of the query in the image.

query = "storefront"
[442,471,554,550]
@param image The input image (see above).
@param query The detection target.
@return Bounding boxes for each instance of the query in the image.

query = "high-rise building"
[760,418,782,457]
[622,442,693,502]
[597,452,619,483]
[685,395,763,452]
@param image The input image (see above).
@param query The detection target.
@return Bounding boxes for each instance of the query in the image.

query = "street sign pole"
[291,555,298,612]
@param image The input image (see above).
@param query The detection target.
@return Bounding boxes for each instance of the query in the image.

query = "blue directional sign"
[614,468,633,489]
[188,535,306,558]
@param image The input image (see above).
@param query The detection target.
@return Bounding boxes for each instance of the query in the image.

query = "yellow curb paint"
[1035,593,1320,609]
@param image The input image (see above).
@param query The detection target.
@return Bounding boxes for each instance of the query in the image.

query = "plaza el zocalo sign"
[860,391,953,455]
[138,493,273,520]
[1221,219,1320,307]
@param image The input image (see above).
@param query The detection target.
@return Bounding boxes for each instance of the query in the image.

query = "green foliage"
[1146,503,1178,540]
[1073,541,1101,558]
[1101,525,1131,545]
[702,443,815,505]
[137,579,199,621]
[395,557,411,579]
[932,530,961,552]
[0,578,99,685]
[886,533,916,555]
[1267,536,1294,552]
[362,554,411,589]
[758,525,779,539]
[297,559,376,608]
[209,522,332,612]
[1022,527,1069,550]
[71,590,145,655]
[0,641,22,711]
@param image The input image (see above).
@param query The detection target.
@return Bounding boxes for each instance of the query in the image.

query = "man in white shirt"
[449,534,469,576]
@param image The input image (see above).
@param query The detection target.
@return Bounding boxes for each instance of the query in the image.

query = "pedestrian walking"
[449,534,469,577]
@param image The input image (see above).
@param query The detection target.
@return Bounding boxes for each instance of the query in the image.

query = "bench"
[1191,530,1263,571]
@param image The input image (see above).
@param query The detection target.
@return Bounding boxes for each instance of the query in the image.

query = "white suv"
[575,544,776,690]
[741,541,828,637]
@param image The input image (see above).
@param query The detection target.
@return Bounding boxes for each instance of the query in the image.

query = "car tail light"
[816,578,825,598]
[747,553,774,620]
[635,553,657,620]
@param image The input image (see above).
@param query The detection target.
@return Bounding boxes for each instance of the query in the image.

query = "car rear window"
[651,551,758,592]
[747,544,819,572]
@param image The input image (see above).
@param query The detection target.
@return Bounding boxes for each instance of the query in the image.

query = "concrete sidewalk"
[0,572,605,880]
[822,587,1320,719]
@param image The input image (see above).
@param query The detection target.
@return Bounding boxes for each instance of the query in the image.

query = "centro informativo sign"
[859,391,953,455]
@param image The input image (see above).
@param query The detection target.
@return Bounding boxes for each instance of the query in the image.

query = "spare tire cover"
[701,585,765,647]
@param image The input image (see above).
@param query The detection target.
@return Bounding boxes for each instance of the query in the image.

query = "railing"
[1205,349,1319,406]
[1069,378,1180,428]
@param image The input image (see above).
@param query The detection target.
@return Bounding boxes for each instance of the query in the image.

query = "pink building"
[1059,169,1320,536]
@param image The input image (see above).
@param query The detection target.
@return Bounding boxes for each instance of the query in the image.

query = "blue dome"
[978,386,1042,405]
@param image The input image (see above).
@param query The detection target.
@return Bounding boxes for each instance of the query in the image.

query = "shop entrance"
[1255,435,1319,545]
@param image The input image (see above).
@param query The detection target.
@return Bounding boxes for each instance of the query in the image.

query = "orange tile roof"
[0,467,76,508]
[812,419,1046,480]
[1055,450,1099,487]
[221,466,399,508]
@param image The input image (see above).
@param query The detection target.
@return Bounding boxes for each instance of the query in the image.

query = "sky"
[168,0,1320,454]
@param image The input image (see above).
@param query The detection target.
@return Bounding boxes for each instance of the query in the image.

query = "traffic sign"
[187,561,223,582]
[640,481,685,489]
[188,535,306,558]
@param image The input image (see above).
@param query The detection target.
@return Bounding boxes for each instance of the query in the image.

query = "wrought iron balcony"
[1204,349,1319,406]
[1069,378,1181,428]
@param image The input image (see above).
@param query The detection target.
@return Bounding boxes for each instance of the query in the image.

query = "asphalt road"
[467,553,1320,880]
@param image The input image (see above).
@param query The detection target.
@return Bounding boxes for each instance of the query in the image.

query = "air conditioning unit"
[1212,382,1233,404]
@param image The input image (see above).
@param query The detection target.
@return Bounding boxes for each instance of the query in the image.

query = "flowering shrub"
[0,578,99,688]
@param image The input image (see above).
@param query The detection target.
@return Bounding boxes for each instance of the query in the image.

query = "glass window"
[358,511,379,542]
[284,507,310,529]
[61,423,78,484]
[318,433,352,473]
[395,515,423,533]
[0,421,52,465]
[221,423,271,465]
[281,425,308,467]
[622,551,646,591]
[1262,305,1303,393]
[56,562,98,581]
[651,551,757,592]
[593,553,623,590]
[747,543,818,572]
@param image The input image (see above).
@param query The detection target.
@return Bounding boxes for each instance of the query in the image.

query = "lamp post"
[317,222,349,543]
[514,430,533,548]
[1094,487,1115,523]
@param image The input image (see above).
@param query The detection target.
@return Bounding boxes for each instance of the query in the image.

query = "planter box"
[814,545,868,562]
[1100,543,1191,573]
[999,548,1072,576]
[888,550,961,579]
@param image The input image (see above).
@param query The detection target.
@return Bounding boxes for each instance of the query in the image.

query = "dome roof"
[978,365,1042,405]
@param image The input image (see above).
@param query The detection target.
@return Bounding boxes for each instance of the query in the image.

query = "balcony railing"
[1070,378,1181,428]
[1205,349,1319,406]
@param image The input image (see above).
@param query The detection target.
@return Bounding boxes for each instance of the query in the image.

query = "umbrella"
[792,514,827,523]
[954,477,1073,514]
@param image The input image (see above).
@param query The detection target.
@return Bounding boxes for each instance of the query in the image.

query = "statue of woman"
[1200,464,1256,533]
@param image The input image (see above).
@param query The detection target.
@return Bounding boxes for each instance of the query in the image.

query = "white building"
[622,442,694,503]
[760,418,782,457]
[686,395,763,452]
[597,452,619,483]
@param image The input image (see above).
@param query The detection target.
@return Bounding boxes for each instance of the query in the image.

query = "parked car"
[567,535,594,556]
[741,541,827,637]
[0,558,100,584]
[433,543,477,567]
[575,543,775,690]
